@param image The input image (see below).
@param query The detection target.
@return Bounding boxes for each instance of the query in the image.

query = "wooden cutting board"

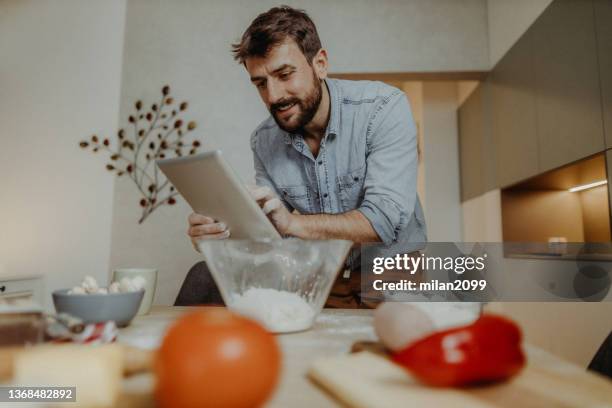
[0,344,156,408]
[308,351,612,408]
[0,344,154,381]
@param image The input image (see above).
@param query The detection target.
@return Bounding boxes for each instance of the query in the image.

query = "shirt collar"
[324,78,341,137]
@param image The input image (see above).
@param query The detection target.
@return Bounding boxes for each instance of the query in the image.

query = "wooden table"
[118,306,375,407]
[117,306,612,408]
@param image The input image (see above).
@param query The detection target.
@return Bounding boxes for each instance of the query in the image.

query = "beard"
[270,71,323,134]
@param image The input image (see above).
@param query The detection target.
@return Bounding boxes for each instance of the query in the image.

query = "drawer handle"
[0,286,5,292]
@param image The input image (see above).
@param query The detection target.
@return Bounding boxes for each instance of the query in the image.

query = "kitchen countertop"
[116,305,612,408]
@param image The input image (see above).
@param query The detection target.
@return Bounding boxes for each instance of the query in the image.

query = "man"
[179,6,427,308]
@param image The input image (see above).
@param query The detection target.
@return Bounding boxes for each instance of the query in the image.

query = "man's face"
[245,39,324,133]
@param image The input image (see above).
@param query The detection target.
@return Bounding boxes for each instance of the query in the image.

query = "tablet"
[157,150,281,240]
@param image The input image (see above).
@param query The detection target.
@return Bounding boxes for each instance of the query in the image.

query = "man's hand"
[187,213,230,252]
[248,185,295,235]
[247,185,379,242]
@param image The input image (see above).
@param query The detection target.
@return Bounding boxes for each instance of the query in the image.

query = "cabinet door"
[594,0,612,148]
[491,28,539,188]
[458,80,496,201]
[458,86,484,201]
[534,0,605,172]
[607,150,612,225]
[480,79,497,193]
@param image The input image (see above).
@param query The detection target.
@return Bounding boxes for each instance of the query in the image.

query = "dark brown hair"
[232,6,322,65]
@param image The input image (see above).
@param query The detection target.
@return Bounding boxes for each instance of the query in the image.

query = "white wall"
[486,0,553,67]
[0,0,126,309]
[110,0,490,305]
[421,82,463,242]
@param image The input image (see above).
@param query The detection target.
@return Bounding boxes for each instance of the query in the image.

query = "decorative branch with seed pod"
[79,85,200,223]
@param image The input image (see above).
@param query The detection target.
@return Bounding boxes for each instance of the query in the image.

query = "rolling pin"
[0,343,155,382]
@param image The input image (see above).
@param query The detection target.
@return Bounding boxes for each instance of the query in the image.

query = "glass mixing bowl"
[199,239,352,333]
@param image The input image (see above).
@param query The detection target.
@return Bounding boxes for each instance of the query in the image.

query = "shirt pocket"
[278,184,313,214]
[337,165,366,212]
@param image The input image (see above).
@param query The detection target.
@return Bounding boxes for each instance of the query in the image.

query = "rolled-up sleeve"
[357,92,418,245]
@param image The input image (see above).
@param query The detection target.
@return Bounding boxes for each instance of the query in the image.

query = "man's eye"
[255,82,266,90]
[280,72,292,80]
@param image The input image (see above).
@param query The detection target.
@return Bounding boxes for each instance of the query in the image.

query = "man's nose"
[266,80,285,105]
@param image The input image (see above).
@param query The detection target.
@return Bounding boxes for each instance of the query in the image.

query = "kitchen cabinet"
[534,0,605,172]
[458,81,496,201]
[458,85,484,201]
[607,150,612,221]
[595,0,612,148]
[491,28,539,188]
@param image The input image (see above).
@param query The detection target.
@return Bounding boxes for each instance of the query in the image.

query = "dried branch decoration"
[79,85,201,224]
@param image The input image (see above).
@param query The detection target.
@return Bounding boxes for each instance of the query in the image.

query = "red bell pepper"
[392,314,525,387]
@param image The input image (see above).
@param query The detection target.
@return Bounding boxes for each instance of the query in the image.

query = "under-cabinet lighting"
[568,180,608,193]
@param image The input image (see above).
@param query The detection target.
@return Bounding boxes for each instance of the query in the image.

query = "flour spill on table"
[229,287,315,333]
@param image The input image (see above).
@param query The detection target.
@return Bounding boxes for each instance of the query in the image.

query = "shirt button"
[323,193,328,198]
[318,160,323,165]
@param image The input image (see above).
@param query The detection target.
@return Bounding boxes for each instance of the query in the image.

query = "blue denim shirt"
[250,78,427,265]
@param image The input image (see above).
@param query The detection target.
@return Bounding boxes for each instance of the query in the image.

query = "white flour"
[229,288,315,333]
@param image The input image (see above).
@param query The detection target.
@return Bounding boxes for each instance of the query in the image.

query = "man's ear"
[311,48,328,79]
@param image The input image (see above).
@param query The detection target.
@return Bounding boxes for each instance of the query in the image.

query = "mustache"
[270,98,301,114]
